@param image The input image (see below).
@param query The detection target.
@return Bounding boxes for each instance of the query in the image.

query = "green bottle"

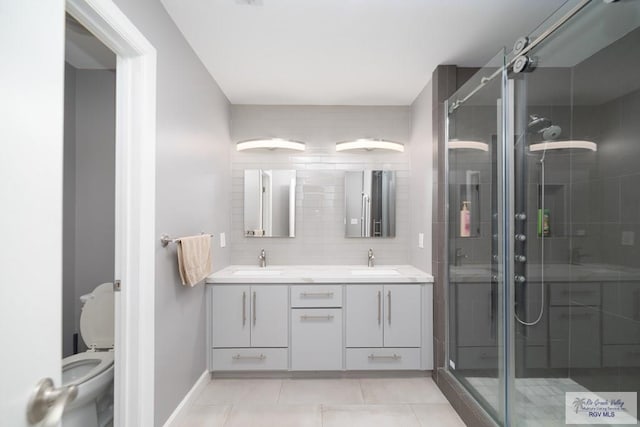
[538,208,550,236]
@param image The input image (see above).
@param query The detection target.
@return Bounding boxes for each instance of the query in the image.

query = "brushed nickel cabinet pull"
[242,291,246,326]
[253,291,257,326]
[368,353,401,360]
[300,292,334,297]
[301,314,334,321]
[377,290,381,325]
[388,290,392,325]
[232,353,266,360]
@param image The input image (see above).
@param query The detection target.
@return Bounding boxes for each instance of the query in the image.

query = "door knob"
[26,378,77,426]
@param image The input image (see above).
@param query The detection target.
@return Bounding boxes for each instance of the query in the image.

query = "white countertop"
[206,265,433,284]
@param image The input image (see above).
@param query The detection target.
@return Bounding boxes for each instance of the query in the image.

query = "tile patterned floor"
[467,377,592,427]
[180,377,466,426]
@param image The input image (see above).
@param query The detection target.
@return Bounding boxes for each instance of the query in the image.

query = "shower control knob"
[515,255,527,263]
[515,234,527,242]
[515,275,526,283]
[515,213,527,221]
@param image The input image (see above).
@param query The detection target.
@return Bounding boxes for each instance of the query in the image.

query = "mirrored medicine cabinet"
[244,169,296,238]
[344,170,396,238]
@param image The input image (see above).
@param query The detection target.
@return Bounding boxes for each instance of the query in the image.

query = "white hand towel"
[177,235,212,286]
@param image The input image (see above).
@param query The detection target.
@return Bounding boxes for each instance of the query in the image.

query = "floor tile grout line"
[358,378,366,405]
[408,403,423,427]
[276,379,284,404]
[221,403,232,427]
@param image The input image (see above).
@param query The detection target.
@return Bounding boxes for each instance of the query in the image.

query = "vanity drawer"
[211,348,288,371]
[291,285,342,307]
[603,345,640,368]
[456,347,499,370]
[345,348,420,370]
[549,283,600,306]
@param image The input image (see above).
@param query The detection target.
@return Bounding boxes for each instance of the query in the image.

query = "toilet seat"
[80,282,114,350]
[62,351,114,386]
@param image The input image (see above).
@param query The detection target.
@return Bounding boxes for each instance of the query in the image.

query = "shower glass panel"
[447,1,640,426]
[511,1,640,426]
[446,49,507,424]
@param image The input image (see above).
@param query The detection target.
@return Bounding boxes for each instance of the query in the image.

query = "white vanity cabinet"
[210,285,288,370]
[206,266,434,373]
[345,284,423,370]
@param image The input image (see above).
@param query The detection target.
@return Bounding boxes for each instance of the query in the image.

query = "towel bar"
[160,233,213,247]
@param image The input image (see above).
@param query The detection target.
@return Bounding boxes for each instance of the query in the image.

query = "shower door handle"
[489,282,497,340]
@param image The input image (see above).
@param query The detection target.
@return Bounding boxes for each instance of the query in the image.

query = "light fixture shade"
[335,139,404,152]
[236,138,306,152]
[448,140,489,152]
[529,140,597,152]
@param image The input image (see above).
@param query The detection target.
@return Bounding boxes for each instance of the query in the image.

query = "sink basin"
[232,270,282,276]
[351,269,401,276]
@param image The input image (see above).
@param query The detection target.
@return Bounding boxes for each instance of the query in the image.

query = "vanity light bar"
[529,140,597,152]
[236,138,306,152]
[448,140,489,152]
[335,139,405,153]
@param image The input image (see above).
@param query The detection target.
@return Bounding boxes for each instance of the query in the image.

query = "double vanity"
[206,265,433,374]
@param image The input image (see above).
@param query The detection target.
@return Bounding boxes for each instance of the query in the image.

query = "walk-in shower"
[446,0,640,425]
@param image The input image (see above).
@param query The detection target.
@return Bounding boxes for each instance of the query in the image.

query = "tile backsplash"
[229,105,414,265]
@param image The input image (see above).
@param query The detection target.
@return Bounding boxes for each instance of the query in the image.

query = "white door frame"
[66,0,157,425]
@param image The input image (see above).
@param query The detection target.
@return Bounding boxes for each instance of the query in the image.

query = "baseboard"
[162,370,210,427]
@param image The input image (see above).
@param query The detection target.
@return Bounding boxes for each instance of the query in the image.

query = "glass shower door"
[446,49,508,424]
[510,1,640,425]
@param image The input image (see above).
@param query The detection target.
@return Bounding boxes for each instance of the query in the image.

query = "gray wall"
[62,65,116,357]
[230,105,411,265]
[112,1,232,425]
[409,81,433,272]
[74,69,117,350]
[62,63,76,358]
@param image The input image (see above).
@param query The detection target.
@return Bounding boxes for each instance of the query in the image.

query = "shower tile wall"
[229,105,415,265]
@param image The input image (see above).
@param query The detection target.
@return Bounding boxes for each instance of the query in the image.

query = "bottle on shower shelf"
[538,208,550,236]
[460,201,471,238]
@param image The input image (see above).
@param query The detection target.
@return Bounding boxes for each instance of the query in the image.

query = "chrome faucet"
[454,248,468,266]
[368,248,375,267]
[258,249,267,268]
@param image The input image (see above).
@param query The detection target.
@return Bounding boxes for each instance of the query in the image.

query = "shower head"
[527,115,562,141]
[541,125,562,141]
[528,115,552,133]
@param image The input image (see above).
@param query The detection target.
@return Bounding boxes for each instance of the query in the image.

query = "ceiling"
[161,0,566,106]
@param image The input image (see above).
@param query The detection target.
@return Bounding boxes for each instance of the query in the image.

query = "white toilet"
[62,282,115,427]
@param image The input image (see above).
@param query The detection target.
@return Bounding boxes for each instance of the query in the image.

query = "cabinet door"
[346,285,383,347]
[250,286,288,347]
[550,306,600,368]
[456,283,496,347]
[383,285,421,347]
[212,286,251,348]
[291,308,343,370]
